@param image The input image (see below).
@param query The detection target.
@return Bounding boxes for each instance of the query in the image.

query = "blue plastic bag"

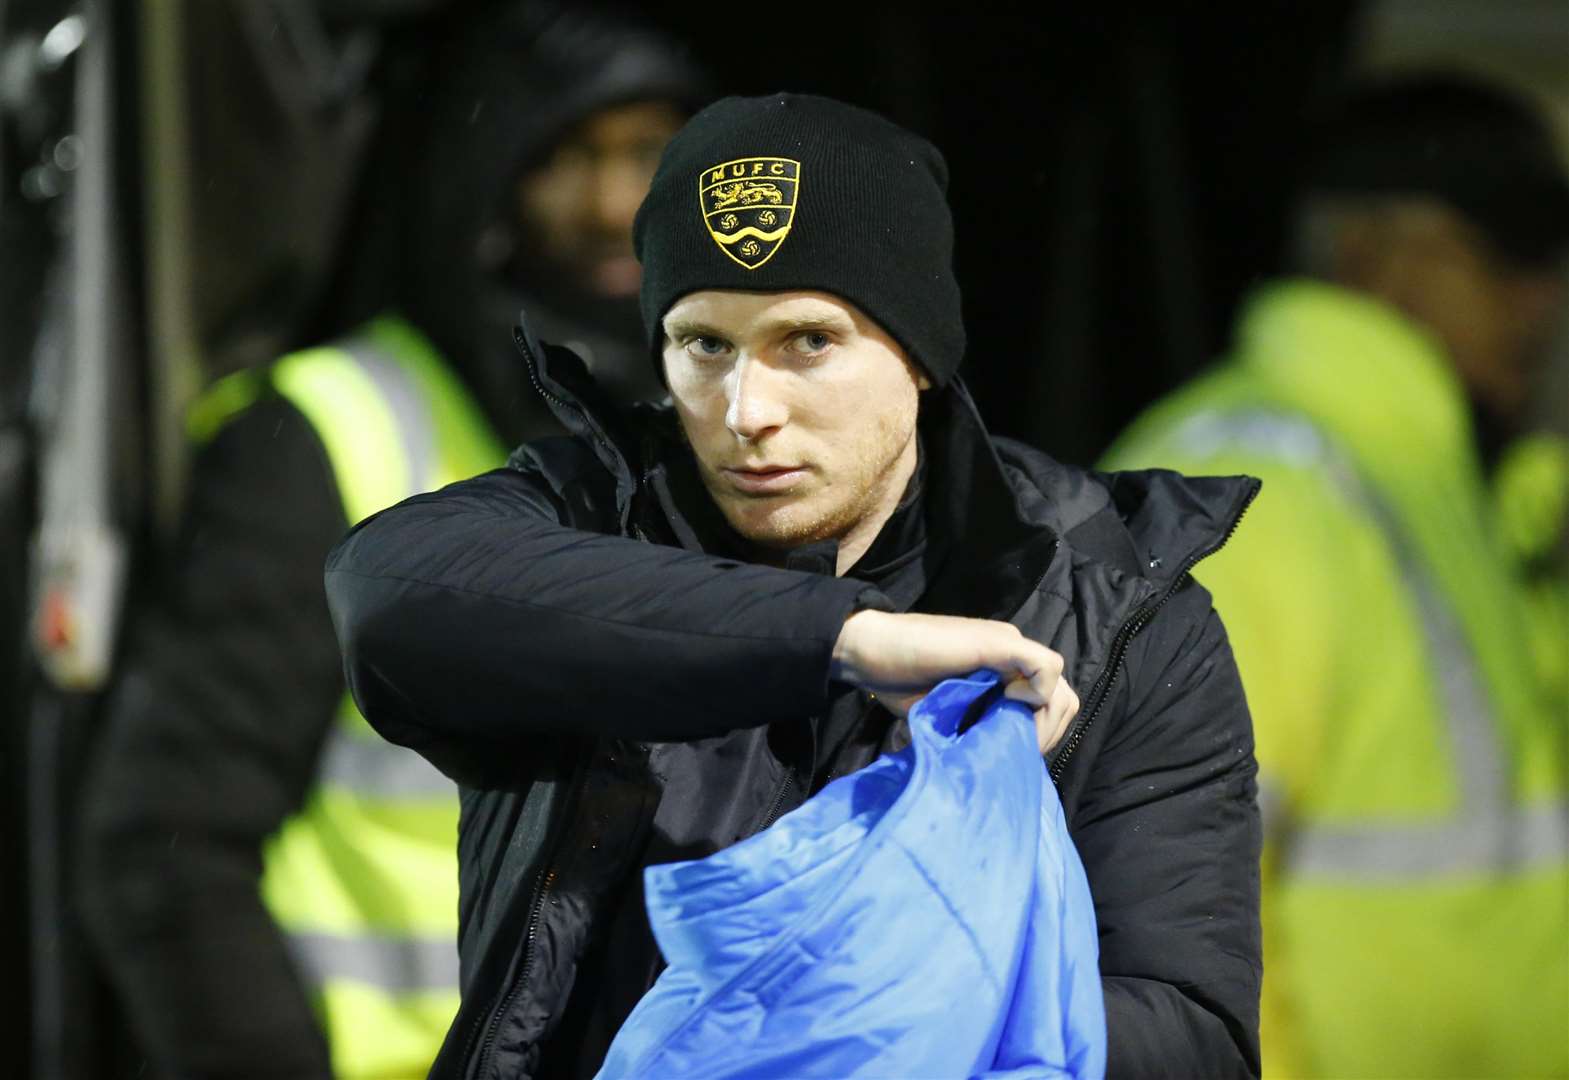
[596,671,1107,1079]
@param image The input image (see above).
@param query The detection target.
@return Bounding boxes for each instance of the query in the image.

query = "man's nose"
[725,358,788,441]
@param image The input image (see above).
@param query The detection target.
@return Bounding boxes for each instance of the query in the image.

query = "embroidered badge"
[698,157,800,269]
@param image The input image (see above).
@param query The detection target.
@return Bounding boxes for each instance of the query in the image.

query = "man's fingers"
[998,640,1064,708]
[1002,676,1046,708]
[833,611,1070,706]
[1035,677,1081,754]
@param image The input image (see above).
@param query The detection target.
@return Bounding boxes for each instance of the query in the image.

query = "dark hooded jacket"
[395,5,709,434]
[325,323,1265,1079]
[73,11,705,1080]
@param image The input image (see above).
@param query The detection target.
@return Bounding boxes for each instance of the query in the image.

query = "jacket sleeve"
[75,400,345,1079]
[1074,580,1263,1079]
[323,461,882,775]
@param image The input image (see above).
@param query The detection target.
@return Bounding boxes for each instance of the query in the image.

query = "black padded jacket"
[325,323,1264,1079]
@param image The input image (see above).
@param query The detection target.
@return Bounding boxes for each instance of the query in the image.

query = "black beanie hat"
[633,93,965,384]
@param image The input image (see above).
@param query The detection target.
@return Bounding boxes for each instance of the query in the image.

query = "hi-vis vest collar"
[698,157,800,269]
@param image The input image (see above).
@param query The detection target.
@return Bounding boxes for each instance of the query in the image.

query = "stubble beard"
[705,411,918,555]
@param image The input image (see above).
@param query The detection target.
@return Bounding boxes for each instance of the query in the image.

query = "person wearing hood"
[385,5,708,439]
[326,93,1263,1079]
[74,7,703,1079]
[1102,71,1569,1078]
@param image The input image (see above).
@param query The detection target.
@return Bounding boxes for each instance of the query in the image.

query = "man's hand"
[831,610,1079,754]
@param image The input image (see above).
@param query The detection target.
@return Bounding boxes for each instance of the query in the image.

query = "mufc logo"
[698,157,800,269]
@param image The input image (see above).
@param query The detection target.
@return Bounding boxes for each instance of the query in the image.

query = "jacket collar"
[908,378,1062,620]
[637,374,1063,623]
[514,315,644,529]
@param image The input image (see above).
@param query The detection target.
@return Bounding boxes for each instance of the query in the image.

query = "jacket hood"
[395,6,710,434]
[409,5,709,286]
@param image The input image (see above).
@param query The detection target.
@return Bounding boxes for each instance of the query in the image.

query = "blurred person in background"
[73,6,703,1078]
[392,6,697,427]
[1103,71,1569,1079]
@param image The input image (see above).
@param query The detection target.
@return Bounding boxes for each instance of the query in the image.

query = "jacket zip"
[513,327,615,458]
[467,758,590,1079]
[1049,480,1259,784]
[471,865,556,1077]
[757,704,827,833]
[756,773,797,833]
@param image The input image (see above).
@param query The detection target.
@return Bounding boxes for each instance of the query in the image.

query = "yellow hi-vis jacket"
[1496,430,1569,714]
[1102,280,1569,1079]
[190,315,507,1078]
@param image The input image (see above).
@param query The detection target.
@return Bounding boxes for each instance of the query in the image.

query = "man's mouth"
[721,465,808,495]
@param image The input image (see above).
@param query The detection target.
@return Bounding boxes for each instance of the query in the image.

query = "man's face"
[1341,200,1566,426]
[662,290,929,553]
[1402,217,1564,426]
[516,101,685,299]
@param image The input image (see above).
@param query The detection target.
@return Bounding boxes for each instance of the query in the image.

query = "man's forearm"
[326,468,877,750]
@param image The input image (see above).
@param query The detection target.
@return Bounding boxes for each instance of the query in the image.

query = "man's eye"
[687,337,728,358]
[794,332,833,356]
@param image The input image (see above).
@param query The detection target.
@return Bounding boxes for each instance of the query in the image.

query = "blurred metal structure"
[8,2,443,1075]
[4,0,135,1075]
[29,1,130,694]
[24,3,140,1074]
[137,0,202,547]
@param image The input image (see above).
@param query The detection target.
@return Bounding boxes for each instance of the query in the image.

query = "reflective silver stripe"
[1171,409,1569,878]
[338,336,439,493]
[1401,544,1508,814]
[318,722,458,800]
[1292,799,1568,880]
[285,929,460,995]
[316,337,451,801]
[1171,410,1336,473]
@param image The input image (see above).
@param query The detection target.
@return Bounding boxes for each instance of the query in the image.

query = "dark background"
[653,3,1355,462]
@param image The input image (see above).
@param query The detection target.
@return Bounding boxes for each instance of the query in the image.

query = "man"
[1103,72,1569,1078]
[74,8,701,1078]
[327,93,1263,1079]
